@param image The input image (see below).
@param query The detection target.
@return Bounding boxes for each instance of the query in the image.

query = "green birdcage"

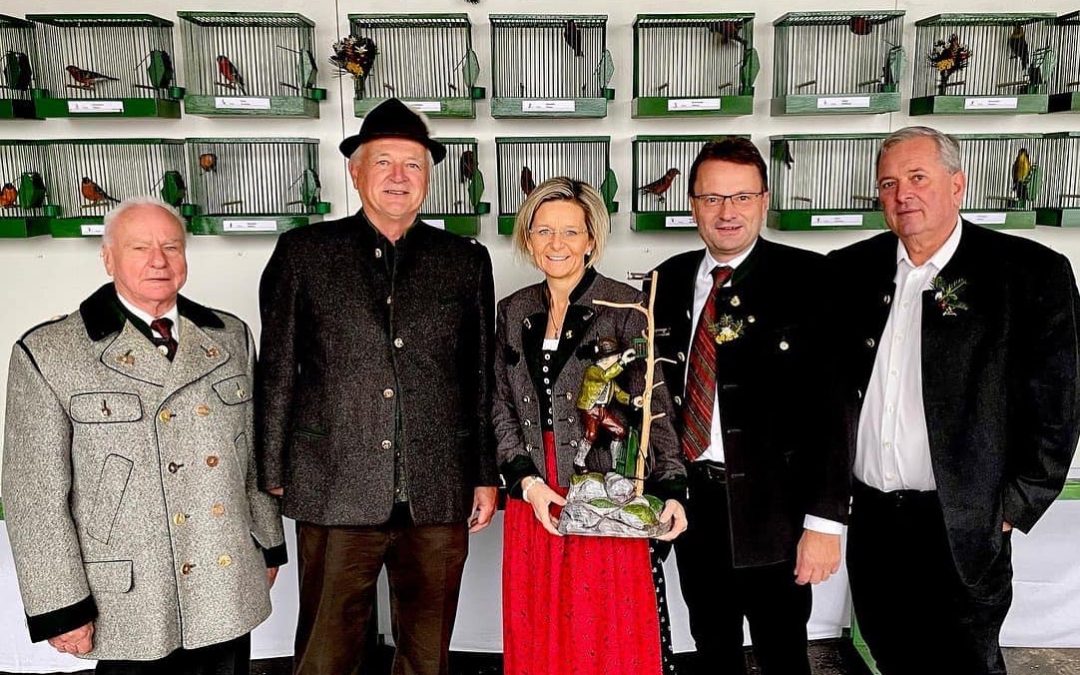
[910,13,1056,116]
[178,12,326,118]
[345,14,483,119]
[495,136,616,235]
[420,138,489,236]
[952,133,1042,229]
[25,14,184,119]
[772,11,905,116]
[1034,133,1080,225]
[490,14,614,119]
[1048,12,1080,112]
[44,139,188,237]
[1,15,40,119]
[184,137,330,236]
[768,134,888,231]
[0,140,50,237]
[632,14,757,118]
[631,135,748,232]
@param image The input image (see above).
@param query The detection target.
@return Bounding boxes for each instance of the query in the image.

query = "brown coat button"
[159,409,173,423]
[195,404,211,416]
[217,554,232,567]
[206,455,220,468]
[173,513,187,526]
[211,503,225,517]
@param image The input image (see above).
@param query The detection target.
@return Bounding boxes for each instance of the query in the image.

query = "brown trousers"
[293,505,468,675]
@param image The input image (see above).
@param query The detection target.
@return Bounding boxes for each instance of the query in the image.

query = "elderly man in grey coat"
[2,197,286,674]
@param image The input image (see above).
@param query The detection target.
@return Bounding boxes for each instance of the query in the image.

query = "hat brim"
[339,132,447,165]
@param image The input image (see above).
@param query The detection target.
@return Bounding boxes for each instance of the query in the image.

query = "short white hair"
[102,196,186,246]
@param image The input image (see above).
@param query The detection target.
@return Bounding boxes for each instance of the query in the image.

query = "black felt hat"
[338,98,447,165]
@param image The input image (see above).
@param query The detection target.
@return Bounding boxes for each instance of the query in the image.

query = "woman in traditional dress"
[493,176,688,675]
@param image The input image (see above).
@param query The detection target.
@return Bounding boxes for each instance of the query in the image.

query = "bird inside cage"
[216,55,245,93]
[3,51,32,90]
[66,65,119,91]
[81,177,119,207]
[639,168,680,206]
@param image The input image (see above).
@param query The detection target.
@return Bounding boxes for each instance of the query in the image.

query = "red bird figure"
[0,182,17,209]
[639,168,680,205]
[216,55,245,93]
[81,177,119,206]
[66,65,119,90]
[848,16,873,36]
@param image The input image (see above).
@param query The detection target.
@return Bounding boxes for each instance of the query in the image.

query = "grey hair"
[102,196,186,246]
[878,126,963,174]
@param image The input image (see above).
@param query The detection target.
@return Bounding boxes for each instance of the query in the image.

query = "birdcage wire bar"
[185,137,328,235]
[26,14,182,118]
[768,135,888,231]
[44,139,186,237]
[420,138,488,236]
[496,136,614,234]
[910,13,1055,115]
[772,11,904,115]
[632,14,756,117]
[0,15,39,118]
[490,14,613,118]
[179,12,324,118]
[1031,133,1080,225]
[348,14,481,119]
[1048,12,1080,112]
[952,134,1042,229]
[0,140,49,237]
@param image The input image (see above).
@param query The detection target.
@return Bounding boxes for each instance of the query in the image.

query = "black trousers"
[847,481,1013,675]
[95,633,249,675]
[674,464,812,675]
[293,504,468,675]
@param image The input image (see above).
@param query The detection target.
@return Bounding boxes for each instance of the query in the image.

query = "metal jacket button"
[195,404,211,416]
[206,455,220,468]
[383,388,395,399]
[381,439,393,450]
[159,409,173,423]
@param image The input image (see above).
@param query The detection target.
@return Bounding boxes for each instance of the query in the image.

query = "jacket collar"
[80,283,224,342]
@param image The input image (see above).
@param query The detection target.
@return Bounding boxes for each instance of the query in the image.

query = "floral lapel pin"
[930,276,969,317]
[708,314,746,344]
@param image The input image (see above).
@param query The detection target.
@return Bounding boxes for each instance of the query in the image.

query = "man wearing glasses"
[648,137,849,675]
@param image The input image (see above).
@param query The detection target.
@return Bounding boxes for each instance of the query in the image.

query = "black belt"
[852,480,937,508]
[689,459,727,484]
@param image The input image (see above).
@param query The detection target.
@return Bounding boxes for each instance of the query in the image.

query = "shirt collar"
[895,216,963,273]
[697,239,758,282]
[115,292,179,337]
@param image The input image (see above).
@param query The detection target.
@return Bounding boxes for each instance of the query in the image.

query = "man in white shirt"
[831,126,1080,674]
[649,137,849,675]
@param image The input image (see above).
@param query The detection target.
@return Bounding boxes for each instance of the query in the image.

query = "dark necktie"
[681,265,734,461]
[150,318,178,361]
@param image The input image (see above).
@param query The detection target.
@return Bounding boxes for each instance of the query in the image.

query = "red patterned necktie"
[150,318,178,361]
[681,265,733,461]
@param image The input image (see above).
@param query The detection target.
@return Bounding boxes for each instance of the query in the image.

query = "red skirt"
[502,432,663,675]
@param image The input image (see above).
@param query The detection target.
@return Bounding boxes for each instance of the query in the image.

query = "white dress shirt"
[685,242,842,535]
[855,218,963,492]
[116,293,180,341]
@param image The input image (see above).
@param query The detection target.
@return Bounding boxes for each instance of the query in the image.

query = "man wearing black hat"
[256,98,499,675]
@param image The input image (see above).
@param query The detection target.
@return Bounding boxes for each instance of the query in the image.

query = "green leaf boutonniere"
[930,276,969,317]
[708,314,745,344]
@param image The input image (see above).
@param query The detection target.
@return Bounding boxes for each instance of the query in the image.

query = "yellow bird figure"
[1012,148,1032,204]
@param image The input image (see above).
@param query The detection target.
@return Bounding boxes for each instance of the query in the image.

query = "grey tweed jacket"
[2,284,285,661]
[493,269,686,499]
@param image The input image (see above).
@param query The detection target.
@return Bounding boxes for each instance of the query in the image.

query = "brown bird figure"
[1007,25,1029,70]
[81,177,119,206]
[520,166,536,196]
[708,20,747,46]
[216,55,245,93]
[563,19,583,57]
[66,65,119,90]
[459,150,477,184]
[639,168,680,205]
[198,153,218,173]
[0,182,17,209]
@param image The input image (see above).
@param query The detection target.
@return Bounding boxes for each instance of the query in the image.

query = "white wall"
[2,0,1080,468]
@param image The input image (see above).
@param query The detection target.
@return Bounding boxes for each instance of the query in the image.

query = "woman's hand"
[655,500,688,541]
[523,476,567,536]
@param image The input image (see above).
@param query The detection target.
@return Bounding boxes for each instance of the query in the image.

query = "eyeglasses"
[528,227,587,242]
[690,192,765,210]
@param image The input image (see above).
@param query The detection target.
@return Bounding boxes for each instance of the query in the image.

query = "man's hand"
[469,487,497,533]
[655,500,688,541]
[267,566,279,588]
[47,621,94,656]
[794,529,841,585]
[267,487,284,497]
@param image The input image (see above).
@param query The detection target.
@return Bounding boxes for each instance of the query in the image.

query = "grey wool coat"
[2,284,285,661]
[493,269,687,500]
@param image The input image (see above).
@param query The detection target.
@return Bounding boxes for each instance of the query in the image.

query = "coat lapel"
[163,318,231,398]
[101,322,168,387]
